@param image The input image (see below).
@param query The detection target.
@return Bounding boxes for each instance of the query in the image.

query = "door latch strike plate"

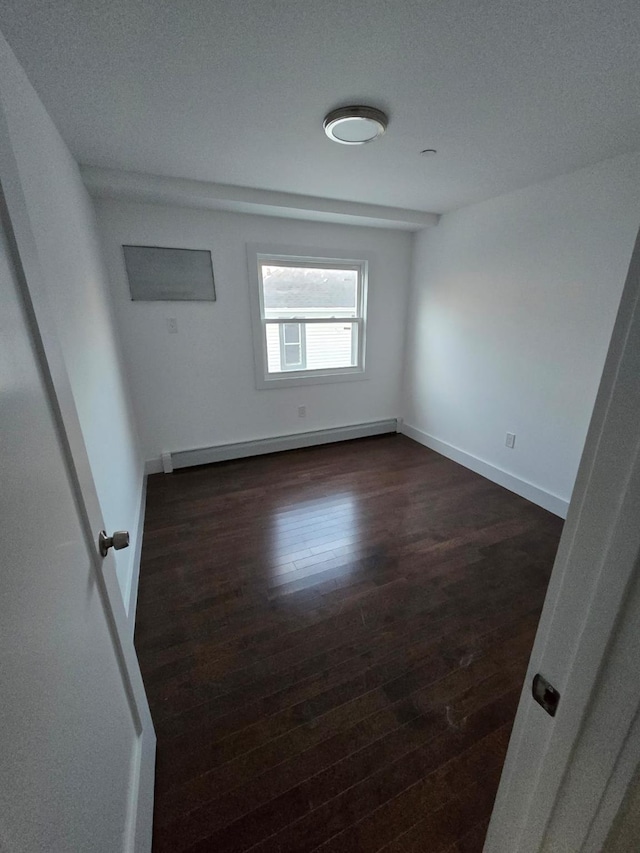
[532,673,560,717]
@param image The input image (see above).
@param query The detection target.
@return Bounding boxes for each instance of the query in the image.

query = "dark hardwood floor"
[135,434,563,853]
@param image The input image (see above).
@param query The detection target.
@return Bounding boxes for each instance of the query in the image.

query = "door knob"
[98,530,130,558]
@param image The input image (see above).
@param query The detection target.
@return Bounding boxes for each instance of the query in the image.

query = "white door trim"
[486,229,640,851]
[0,98,156,852]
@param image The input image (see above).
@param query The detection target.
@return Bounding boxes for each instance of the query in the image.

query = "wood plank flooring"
[135,434,563,852]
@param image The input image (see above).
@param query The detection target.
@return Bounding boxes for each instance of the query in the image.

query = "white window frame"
[247,244,369,390]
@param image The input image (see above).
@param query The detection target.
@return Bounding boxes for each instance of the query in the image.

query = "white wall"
[402,152,640,514]
[605,768,640,852]
[94,200,412,467]
[0,34,143,613]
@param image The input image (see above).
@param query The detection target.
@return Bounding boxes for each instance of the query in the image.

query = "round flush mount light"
[323,105,388,145]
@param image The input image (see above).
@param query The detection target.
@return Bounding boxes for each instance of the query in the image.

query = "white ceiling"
[1,0,639,213]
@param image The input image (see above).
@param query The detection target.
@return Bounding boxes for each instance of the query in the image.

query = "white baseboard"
[145,419,398,473]
[126,473,147,636]
[144,458,163,475]
[401,422,569,519]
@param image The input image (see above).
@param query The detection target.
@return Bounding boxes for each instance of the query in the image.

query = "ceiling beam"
[81,166,439,231]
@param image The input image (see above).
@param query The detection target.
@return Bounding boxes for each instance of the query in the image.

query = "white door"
[0,178,155,851]
[485,230,640,851]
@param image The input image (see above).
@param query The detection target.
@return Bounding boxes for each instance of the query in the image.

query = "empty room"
[1,2,640,852]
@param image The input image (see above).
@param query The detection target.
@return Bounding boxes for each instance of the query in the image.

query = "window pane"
[265,323,281,373]
[284,343,302,366]
[283,323,301,344]
[266,322,358,374]
[306,323,357,369]
[261,264,358,319]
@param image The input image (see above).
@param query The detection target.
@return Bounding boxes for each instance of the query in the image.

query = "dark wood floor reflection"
[135,434,563,853]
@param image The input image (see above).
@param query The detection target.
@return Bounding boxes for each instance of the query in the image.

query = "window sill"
[256,367,368,390]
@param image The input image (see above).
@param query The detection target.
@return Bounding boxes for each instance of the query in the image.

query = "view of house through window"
[279,322,306,369]
[257,258,366,379]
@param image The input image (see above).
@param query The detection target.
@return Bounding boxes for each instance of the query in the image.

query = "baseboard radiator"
[161,419,399,472]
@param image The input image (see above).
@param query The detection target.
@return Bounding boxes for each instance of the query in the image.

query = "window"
[248,245,368,389]
[280,322,306,370]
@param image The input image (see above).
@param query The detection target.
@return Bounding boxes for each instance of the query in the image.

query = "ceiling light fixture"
[323,105,388,145]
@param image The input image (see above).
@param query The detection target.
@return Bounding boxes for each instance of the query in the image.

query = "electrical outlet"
[166,318,178,334]
[298,405,306,418]
[506,432,516,449]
